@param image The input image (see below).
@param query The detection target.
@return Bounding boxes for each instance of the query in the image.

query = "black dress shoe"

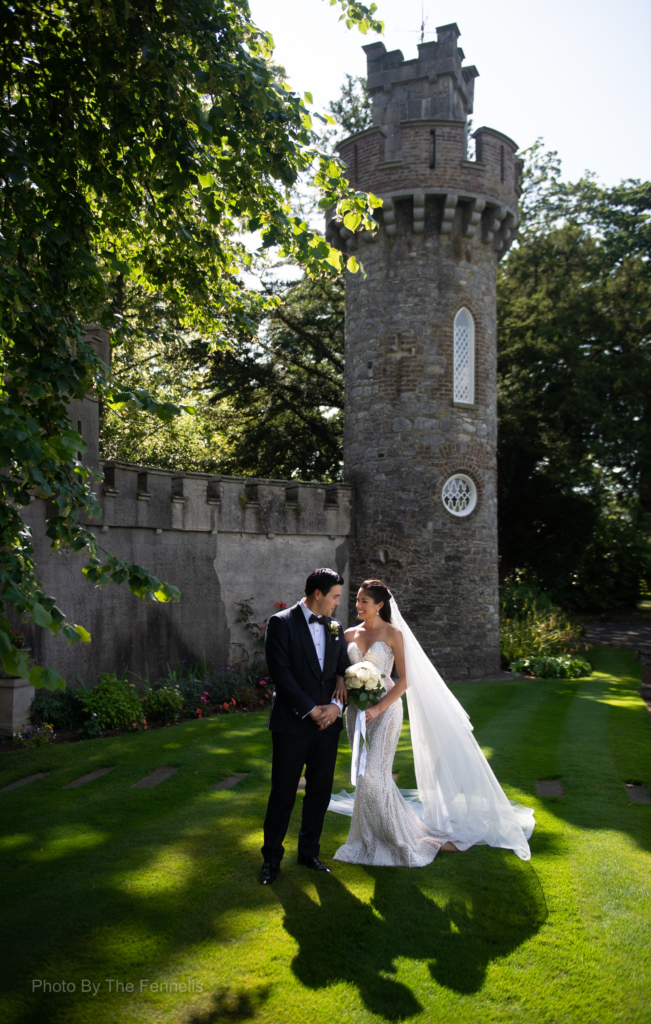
[259,862,280,885]
[297,853,331,873]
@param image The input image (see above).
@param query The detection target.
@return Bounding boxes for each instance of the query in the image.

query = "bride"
[329,580,534,866]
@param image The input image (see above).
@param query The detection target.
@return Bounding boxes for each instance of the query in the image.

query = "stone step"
[1,772,50,792]
[625,783,651,804]
[536,779,564,797]
[63,767,115,790]
[132,767,178,789]
[211,772,250,791]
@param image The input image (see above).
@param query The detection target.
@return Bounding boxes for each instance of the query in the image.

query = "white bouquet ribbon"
[350,709,368,786]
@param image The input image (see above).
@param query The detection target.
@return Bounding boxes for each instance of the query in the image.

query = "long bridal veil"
[390,595,534,860]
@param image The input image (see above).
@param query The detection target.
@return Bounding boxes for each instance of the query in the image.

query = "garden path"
[585,621,651,649]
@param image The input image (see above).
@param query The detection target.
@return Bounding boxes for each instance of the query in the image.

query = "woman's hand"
[365,705,382,724]
[334,675,348,704]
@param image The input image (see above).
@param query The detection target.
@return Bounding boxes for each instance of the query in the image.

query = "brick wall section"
[337,25,519,680]
[339,123,519,208]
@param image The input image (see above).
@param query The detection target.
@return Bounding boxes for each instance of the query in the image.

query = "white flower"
[347,677,364,690]
[356,668,370,682]
[364,678,378,690]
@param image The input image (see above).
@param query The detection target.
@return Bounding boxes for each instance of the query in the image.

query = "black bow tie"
[308,614,326,625]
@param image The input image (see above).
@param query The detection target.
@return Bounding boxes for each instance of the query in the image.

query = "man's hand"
[309,705,330,730]
[334,675,348,705]
[319,705,340,730]
[309,705,338,730]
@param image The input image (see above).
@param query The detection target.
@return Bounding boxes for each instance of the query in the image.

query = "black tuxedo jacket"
[265,602,350,736]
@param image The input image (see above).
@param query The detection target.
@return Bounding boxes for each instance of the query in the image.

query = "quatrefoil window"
[442,474,477,517]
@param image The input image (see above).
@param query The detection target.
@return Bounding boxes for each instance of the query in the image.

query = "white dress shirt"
[300,599,343,719]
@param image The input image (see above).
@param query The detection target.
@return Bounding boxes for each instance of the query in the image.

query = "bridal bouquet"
[345,661,386,708]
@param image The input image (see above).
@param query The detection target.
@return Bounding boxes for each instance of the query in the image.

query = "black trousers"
[262,726,341,865]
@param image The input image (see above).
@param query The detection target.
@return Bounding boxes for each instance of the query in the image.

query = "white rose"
[347,677,363,690]
[356,668,370,682]
[364,678,378,690]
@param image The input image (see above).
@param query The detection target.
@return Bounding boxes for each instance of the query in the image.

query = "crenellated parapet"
[96,462,353,539]
[330,24,521,260]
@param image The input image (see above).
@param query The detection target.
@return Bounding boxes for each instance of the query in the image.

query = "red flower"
[222,702,229,710]
[230,699,236,705]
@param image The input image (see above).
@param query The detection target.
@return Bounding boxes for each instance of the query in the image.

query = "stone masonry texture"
[334,24,521,679]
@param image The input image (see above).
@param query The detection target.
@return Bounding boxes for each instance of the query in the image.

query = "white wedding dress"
[331,640,450,867]
[329,596,535,865]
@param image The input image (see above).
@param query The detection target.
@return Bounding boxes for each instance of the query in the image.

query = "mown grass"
[0,646,650,1024]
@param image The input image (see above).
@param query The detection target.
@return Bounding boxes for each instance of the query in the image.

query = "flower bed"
[9,660,275,752]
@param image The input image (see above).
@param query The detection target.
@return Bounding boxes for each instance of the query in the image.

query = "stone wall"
[330,24,520,679]
[21,465,352,685]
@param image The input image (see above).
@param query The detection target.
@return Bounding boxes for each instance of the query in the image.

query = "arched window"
[453,308,475,405]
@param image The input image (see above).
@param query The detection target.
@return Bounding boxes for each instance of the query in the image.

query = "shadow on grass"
[276,853,546,1019]
[187,985,272,1023]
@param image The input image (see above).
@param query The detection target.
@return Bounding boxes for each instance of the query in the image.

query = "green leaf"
[347,255,359,273]
[31,603,53,629]
[0,629,12,656]
[29,666,66,690]
[2,650,29,678]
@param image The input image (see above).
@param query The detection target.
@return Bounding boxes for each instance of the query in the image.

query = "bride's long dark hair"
[360,579,392,623]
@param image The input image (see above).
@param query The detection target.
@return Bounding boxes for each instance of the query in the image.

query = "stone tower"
[329,23,521,679]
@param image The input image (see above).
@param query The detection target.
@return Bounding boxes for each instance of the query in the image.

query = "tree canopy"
[0,0,383,686]
[497,144,651,608]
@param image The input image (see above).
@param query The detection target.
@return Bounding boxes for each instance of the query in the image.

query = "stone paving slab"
[625,783,651,804]
[132,766,178,789]
[212,772,249,792]
[63,767,115,790]
[536,779,564,797]
[1,772,50,792]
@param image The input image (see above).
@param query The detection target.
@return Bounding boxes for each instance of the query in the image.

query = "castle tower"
[330,24,521,679]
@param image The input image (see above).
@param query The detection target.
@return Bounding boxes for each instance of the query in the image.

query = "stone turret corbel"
[494,210,518,252]
[383,197,397,237]
[440,194,459,235]
[482,205,506,244]
[412,192,425,234]
[462,197,486,238]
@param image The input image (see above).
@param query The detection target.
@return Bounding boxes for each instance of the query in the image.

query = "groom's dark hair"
[305,568,344,597]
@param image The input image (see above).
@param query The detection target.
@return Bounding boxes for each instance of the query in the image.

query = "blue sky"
[249,0,651,186]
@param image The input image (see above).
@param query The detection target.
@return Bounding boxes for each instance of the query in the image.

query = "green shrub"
[511,655,592,679]
[30,688,85,731]
[77,673,145,732]
[500,578,584,664]
[143,683,184,723]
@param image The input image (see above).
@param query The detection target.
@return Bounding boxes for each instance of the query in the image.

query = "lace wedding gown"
[331,641,453,867]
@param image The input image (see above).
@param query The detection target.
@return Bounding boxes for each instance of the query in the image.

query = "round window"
[441,474,477,517]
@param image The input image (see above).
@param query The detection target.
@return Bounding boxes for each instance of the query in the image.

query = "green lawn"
[1,646,650,1024]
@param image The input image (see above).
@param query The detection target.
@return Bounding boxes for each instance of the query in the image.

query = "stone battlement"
[95,462,353,538]
[331,24,521,259]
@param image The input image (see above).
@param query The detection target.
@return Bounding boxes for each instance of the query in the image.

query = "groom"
[259,568,350,884]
